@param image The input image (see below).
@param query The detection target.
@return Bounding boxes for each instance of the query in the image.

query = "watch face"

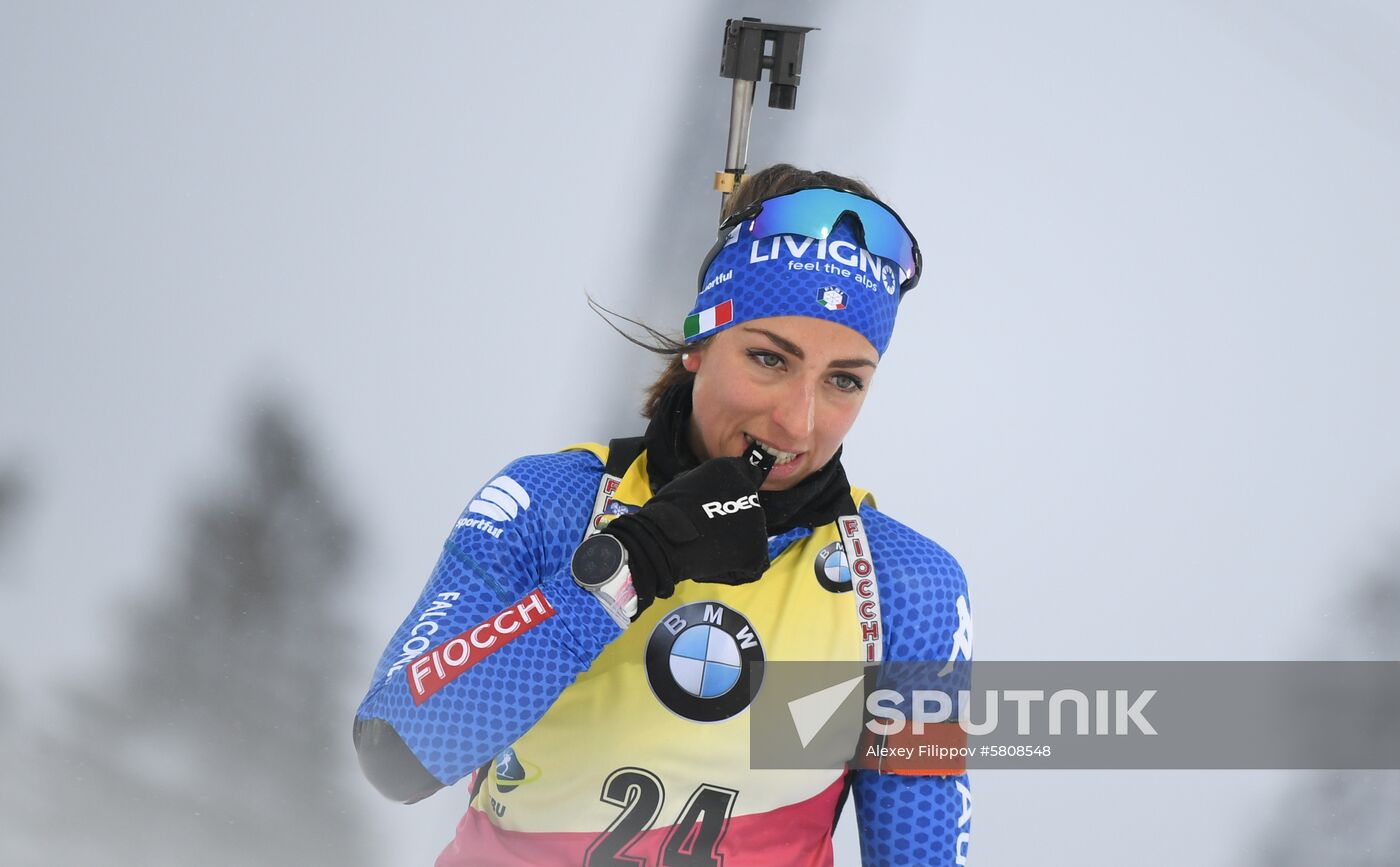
[571,534,625,589]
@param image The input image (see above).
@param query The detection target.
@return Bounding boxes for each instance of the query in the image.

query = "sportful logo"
[701,493,760,519]
[701,268,734,294]
[459,475,531,538]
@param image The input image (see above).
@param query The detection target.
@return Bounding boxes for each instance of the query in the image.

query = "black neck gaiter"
[642,380,854,536]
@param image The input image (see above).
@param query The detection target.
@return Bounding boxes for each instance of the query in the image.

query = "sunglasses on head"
[697,186,923,295]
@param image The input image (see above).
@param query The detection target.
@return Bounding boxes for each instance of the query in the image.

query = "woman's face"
[683,315,879,491]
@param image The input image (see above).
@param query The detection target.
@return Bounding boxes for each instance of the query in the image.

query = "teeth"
[750,437,798,465]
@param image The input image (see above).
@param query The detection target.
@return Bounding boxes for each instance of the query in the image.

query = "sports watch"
[570,533,638,627]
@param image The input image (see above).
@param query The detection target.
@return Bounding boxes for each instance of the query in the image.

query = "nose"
[771,377,816,444]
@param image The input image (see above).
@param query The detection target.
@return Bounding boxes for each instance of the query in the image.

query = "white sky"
[3,2,1398,864]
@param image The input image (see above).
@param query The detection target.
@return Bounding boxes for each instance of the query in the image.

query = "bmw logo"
[814,540,852,593]
[646,601,765,722]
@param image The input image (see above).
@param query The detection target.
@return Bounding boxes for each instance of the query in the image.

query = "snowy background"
[3,1,1398,864]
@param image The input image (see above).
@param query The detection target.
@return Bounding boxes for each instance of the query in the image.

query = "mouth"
[744,434,803,467]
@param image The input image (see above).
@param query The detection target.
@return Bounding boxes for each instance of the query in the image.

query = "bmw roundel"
[813,540,852,593]
[645,601,764,722]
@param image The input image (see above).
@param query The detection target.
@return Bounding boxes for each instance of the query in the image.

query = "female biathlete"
[355,164,973,866]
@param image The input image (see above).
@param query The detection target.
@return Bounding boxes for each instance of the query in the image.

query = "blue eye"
[832,373,865,392]
[748,350,784,369]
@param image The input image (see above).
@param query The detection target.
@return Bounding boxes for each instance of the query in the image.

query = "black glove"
[603,442,776,615]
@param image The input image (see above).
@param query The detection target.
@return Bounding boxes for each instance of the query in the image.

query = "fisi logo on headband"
[818,287,847,311]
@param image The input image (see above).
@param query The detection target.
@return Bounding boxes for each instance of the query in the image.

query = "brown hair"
[592,164,880,419]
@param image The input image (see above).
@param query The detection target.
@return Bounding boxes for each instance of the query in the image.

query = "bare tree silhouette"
[3,400,374,866]
[0,462,28,567]
[1248,545,1400,865]
[0,461,29,860]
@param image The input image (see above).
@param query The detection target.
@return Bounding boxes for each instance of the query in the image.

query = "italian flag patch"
[683,299,734,339]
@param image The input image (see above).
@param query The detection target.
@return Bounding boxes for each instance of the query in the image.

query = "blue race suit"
[356,439,973,866]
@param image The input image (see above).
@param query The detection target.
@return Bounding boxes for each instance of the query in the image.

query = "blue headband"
[684,216,903,356]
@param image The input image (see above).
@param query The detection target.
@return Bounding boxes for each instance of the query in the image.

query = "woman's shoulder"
[452,447,605,530]
[858,503,964,579]
[495,446,606,486]
[858,503,972,664]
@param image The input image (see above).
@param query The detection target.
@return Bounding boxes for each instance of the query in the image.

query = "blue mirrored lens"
[745,188,918,280]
